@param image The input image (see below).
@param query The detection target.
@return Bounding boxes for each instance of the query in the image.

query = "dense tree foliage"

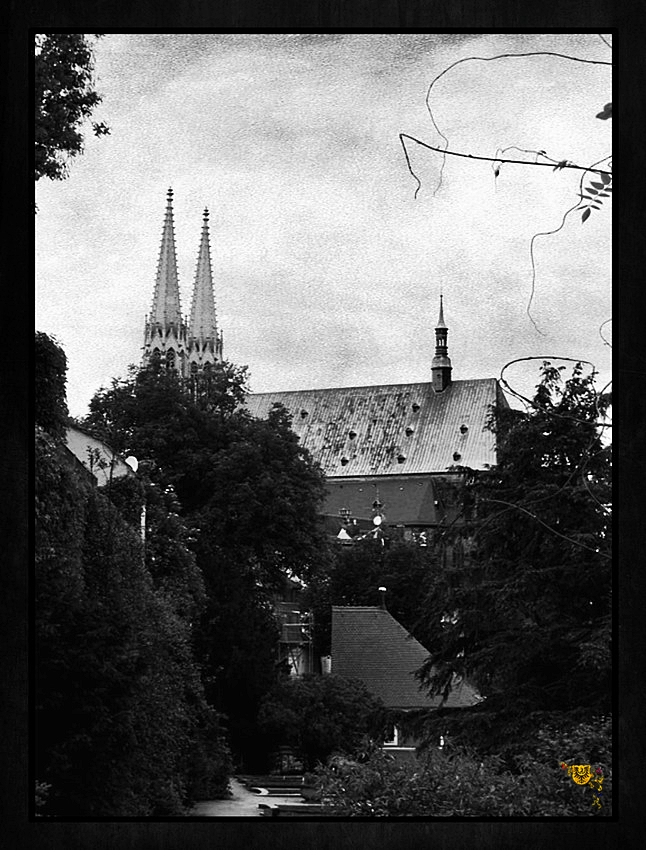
[304,537,435,658]
[35,34,109,183]
[35,337,231,814]
[257,674,386,771]
[84,364,328,585]
[314,714,611,816]
[412,363,611,754]
[35,332,69,440]
[35,427,231,815]
[83,363,331,770]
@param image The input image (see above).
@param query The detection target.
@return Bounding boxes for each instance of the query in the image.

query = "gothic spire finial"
[189,209,218,343]
[149,188,182,327]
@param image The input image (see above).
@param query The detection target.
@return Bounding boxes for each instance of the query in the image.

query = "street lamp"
[124,456,155,546]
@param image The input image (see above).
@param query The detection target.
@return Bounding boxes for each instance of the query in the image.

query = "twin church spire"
[143,190,453,389]
[143,189,223,375]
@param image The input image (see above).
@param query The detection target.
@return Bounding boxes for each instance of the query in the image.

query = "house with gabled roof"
[331,604,480,755]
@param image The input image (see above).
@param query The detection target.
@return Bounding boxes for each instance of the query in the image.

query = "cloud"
[36,34,611,417]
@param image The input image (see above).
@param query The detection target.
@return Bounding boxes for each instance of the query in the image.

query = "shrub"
[314,719,612,817]
[257,674,385,770]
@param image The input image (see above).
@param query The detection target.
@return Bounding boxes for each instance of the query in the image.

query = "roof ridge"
[248,377,497,397]
[332,605,383,610]
[333,605,430,651]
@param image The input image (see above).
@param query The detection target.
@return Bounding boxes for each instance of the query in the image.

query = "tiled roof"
[245,379,505,477]
[331,606,480,711]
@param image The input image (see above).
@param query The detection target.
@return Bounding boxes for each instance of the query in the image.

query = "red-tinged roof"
[331,606,480,711]
[245,379,506,478]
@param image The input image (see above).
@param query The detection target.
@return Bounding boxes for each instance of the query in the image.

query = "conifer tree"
[414,362,611,752]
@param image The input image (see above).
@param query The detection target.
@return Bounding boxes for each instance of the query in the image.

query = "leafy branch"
[498,356,611,428]
[419,46,611,194]
[399,133,611,202]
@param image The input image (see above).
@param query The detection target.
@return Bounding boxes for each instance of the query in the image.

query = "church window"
[190,362,198,375]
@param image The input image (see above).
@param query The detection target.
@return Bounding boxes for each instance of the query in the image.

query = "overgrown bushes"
[257,674,386,771]
[314,716,612,817]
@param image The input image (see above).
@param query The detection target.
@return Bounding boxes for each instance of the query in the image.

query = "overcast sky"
[35,33,612,418]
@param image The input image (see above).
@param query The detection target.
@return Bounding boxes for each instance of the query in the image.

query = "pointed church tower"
[186,208,224,375]
[431,294,452,392]
[143,188,188,374]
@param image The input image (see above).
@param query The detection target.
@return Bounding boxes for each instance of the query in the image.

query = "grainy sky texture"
[35,33,612,417]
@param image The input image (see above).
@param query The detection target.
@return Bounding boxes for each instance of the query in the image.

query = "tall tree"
[83,362,331,768]
[34,33,109,183]
[35,337,230,815]
[84,363,329,585]
[413,362,611,753]
[35,427,231,814]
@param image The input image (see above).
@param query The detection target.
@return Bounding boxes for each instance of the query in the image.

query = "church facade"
[143,191,508,540]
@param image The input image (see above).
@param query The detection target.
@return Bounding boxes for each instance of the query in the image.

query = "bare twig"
[599,319,612,348]
[527,201,581,335]
[480,497,611,559]
[526,154,612,330]
[423,49,612,193]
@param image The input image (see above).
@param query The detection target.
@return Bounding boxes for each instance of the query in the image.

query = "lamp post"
[124,456,156,554]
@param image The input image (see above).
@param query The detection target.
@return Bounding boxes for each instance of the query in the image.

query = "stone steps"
[258,802,325,818]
